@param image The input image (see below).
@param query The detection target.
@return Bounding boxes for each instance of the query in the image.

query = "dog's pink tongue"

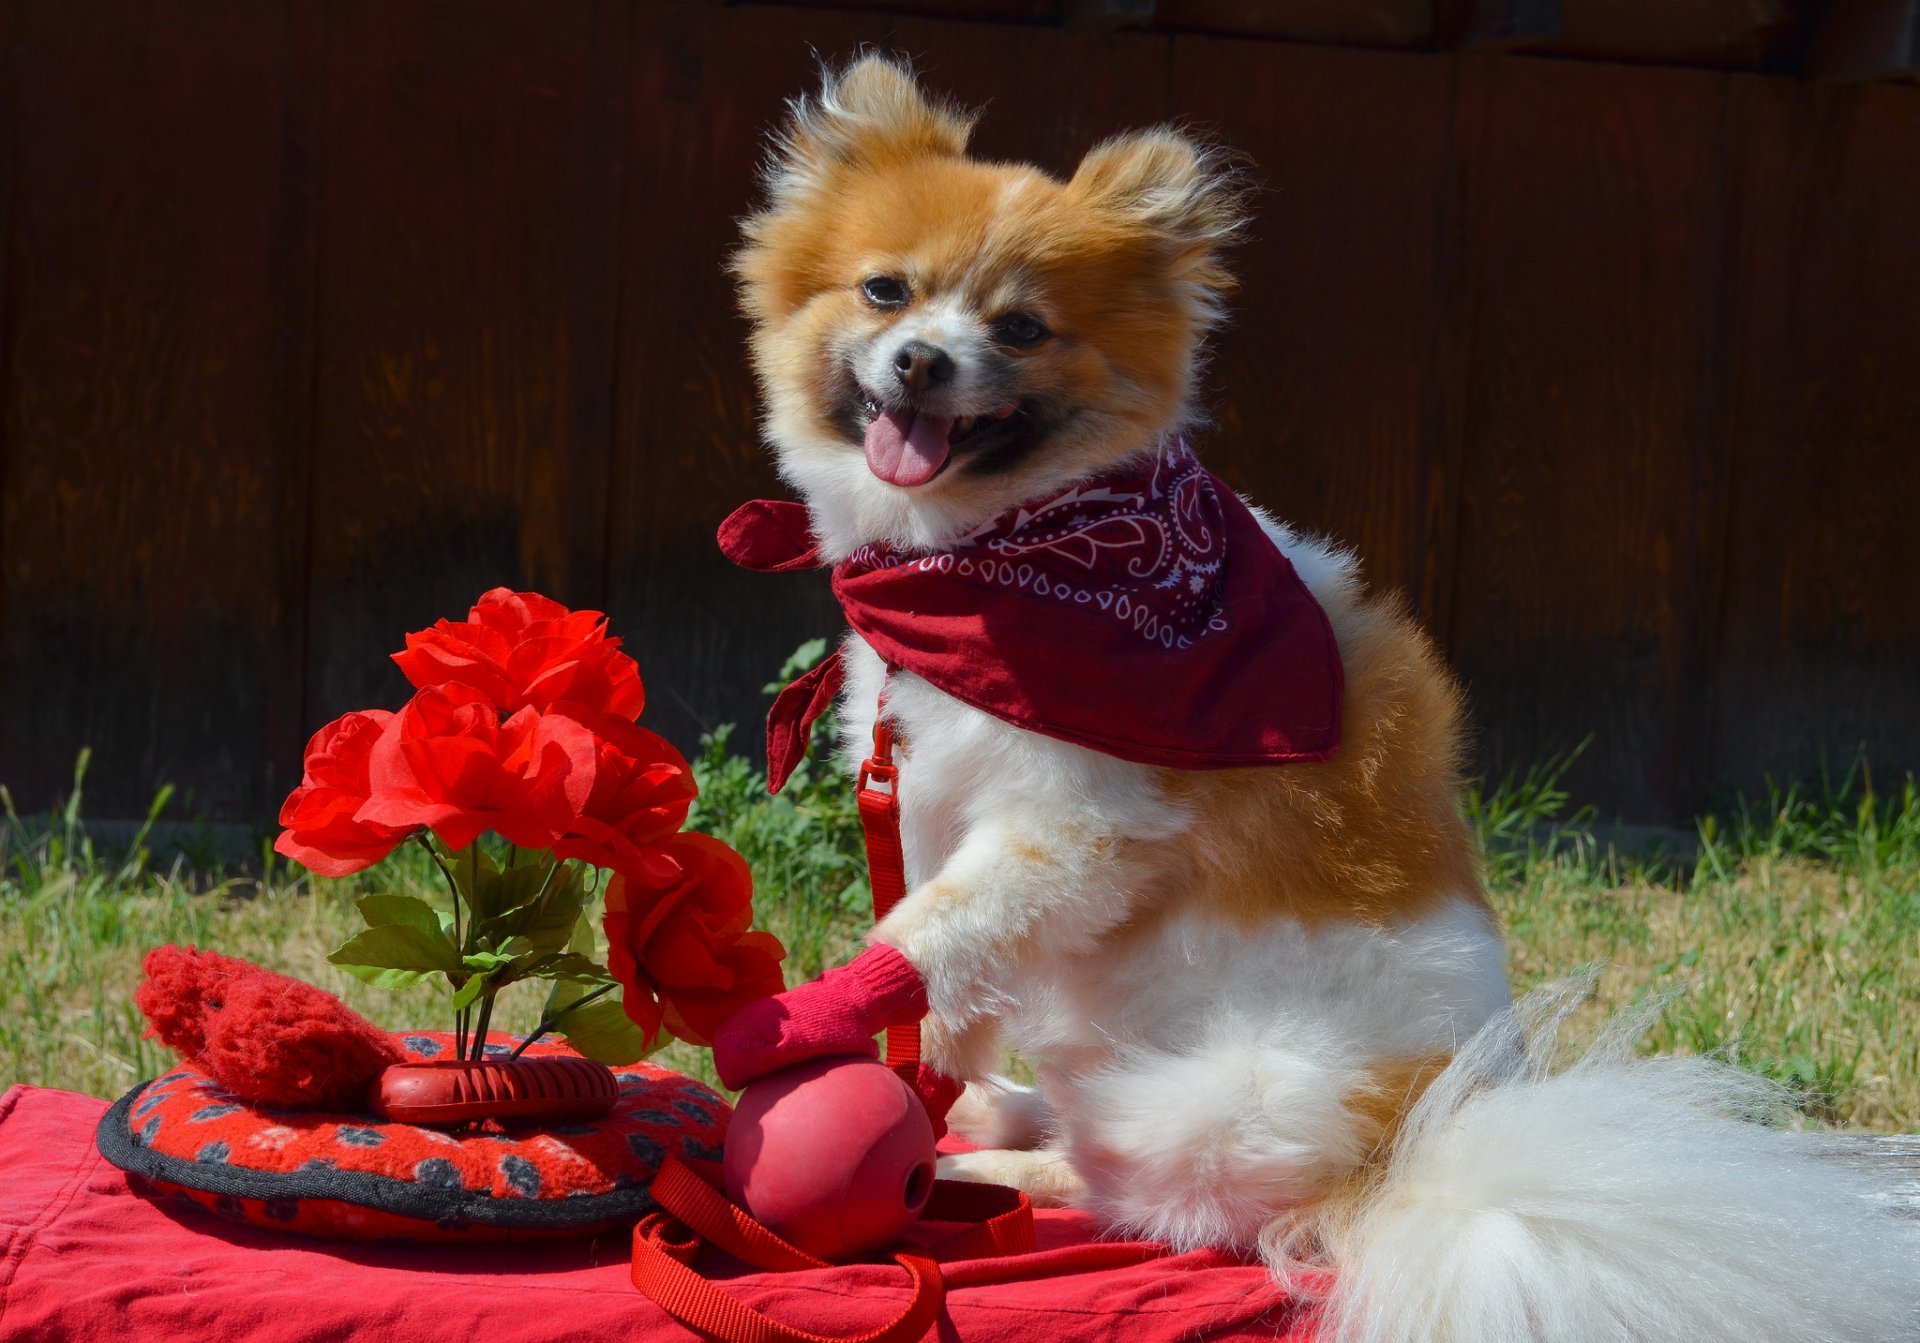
[864,408,954,487]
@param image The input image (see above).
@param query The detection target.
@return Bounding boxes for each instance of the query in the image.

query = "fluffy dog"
[716,54,1919,1342]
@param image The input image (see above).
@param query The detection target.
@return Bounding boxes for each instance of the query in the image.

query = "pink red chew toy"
[723,1056,937,1261]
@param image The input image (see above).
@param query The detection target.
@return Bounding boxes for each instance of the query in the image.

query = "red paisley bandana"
[718,439,1343,792]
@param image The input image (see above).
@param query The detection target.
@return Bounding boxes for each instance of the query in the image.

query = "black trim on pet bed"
[96,1081,661,1230]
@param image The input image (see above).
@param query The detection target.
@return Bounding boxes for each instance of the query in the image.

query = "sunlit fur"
[738,55,1920,1343]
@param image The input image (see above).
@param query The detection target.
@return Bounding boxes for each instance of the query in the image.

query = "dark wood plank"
[1147,1,1436,46]
[1709,77,1920,798]
[608,6,1174,754]
[1440,57,1729,820]
[741,0,1066,21]
[303,0,627,732]
[1460,0,1801,68]
[1440,0,1562,50]
[885,15,1172,171]
[0,0,307,820]
[1171,38,1456,618]
[1810,0,1920,81]
[1552,0,1800,69]
[608,4,874,755]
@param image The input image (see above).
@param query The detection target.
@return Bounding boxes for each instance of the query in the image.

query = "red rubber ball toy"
[723,1056,937,1262]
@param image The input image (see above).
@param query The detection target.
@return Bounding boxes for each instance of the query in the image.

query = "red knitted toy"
[135,945,404,1109]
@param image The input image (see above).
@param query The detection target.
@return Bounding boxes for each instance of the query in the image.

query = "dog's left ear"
[1071,129,1246,316]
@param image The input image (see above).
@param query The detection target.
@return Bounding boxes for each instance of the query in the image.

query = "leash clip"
[857,718,897,800]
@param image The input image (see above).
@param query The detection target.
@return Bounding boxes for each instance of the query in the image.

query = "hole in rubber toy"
[724,1056,938,1262]
[902,1160,934,1214]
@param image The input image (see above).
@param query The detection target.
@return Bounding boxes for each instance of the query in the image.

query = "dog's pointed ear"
[1071,128,1247,315]
[765,53,975,201]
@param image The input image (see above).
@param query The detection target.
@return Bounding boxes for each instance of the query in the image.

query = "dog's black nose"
[892,341,954,393]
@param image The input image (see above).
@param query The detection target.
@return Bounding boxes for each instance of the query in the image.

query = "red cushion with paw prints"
[94,1032,728,1243]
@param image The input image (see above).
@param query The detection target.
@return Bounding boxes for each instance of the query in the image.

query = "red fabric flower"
[357,684,553,852]
[274,710,408,876]
[527,705,698,874]
[604,835,786,1048]
[392,588,646,720]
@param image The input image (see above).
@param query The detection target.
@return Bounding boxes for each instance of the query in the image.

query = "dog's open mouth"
[859,390,1021,487]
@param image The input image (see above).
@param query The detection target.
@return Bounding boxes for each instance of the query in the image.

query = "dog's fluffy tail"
[1298,980,1920,1343]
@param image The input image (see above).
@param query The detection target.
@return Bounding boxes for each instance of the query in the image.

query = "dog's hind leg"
[937,1146,1085,1208]
[946,1076,1054,1151]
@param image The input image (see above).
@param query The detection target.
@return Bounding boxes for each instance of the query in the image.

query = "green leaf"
[475,860,589,958]
[552,991,654,1066]
[450,973,490,1012]
[456,843,543,927]
[328,923,464,983]
[357,893,448,939]
[521,952,610,983]
[461,950,516,974]
[332,963,438,991]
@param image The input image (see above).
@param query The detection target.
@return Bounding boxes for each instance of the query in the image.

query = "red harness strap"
[855,711,919,1083]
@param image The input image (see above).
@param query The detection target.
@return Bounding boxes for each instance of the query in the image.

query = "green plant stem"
[469,990,497,1061]
[415,833,471,1048]
[505,981,619,1061]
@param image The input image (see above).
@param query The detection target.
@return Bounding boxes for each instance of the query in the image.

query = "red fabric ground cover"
[3,1084,1318,1342]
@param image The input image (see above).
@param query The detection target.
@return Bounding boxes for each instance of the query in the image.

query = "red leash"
[855,712,919,1083]
[631,1157,1164,1343]
[630,689,1171,1341]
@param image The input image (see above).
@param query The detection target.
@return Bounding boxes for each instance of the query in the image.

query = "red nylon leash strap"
[855,713,919,1082]
[630,1157,1035,1343]
[630,699,1179,1342]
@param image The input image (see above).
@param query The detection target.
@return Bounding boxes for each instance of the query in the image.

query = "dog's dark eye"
[993,312,1051,348]
[860,276,910,309]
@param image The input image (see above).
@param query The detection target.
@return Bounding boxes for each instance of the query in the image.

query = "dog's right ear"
[764,53,975,202]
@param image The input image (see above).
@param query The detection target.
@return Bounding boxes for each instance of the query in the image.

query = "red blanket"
[0,1085,1315,1342]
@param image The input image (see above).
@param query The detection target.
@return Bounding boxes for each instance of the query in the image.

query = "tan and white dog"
[726,54,1919,1343]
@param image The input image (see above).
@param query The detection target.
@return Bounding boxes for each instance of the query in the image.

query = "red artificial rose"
[392,588,646,720]
[604,835,787,1048]
[274,710,408,876]
[356,684,554,851]
[526,704,698,874]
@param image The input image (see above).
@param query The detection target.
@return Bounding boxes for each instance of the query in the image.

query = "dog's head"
[733,54,1245,558]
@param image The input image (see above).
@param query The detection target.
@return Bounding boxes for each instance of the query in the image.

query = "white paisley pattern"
[843,439,1231,650]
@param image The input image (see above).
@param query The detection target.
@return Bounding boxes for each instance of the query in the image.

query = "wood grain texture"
[303,0,627,733]
[1551,0,1800,69]
[1440,57,1729,820]
[1708,77,1920,798]
[740,0,1067,21]
[1172,37,1455,620]
[607,3,869,755]
[0,0,306,818]
[1810,0,1920,81]
[1474,0,1801,69]
[1146,0,1436,46]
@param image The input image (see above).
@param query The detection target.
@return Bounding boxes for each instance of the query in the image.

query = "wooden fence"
[2,0,1917,827]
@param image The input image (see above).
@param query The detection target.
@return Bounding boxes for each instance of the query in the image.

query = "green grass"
[4,727,1917,1132]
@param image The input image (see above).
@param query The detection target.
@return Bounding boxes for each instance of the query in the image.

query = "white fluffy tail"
[1310,980,1920,1343]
